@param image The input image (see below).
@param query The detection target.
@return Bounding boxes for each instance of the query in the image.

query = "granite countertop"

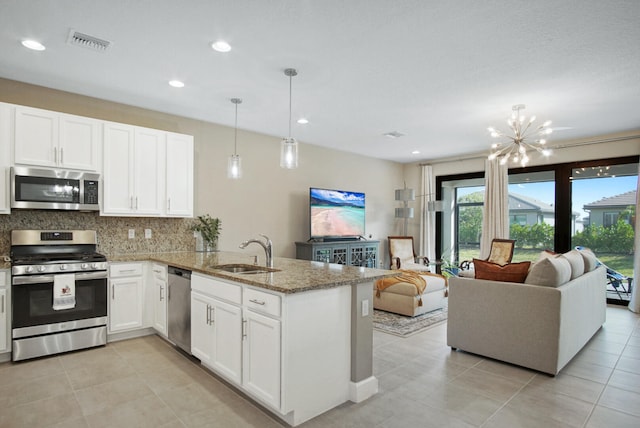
[108,251,396,294]
[0,260,10,270]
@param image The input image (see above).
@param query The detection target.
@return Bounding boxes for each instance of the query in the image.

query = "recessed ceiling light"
[168,80,185,88]
[297,118,309,124]
[211,40,231,52]
[21,39,46,51]
[411,150,421,155]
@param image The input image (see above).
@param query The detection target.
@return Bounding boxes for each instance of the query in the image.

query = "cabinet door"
[109,276,143,332]
[0,103,11,214]
[134,127,164,215]
[103,122,135,214]
[211,298,242,384]
[59,113,100,171]
[165,132,193,217]
[243,310,281,409]
[153,277,168,336]
[14,106,58,167]
[0,288,7,353]
[191,291,215,365]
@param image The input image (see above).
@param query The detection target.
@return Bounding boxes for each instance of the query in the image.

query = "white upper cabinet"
[14,105,100,171]
[102,123,164,216]
[166,132,194,217]
[0,103,11,214]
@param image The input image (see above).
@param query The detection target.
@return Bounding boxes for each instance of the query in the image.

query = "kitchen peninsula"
[109,251,395,426]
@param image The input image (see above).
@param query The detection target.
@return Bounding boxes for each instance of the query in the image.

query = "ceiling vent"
[383,131,405,139]
[67,30,111,52]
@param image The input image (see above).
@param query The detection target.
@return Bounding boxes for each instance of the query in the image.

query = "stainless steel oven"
[11,166,100,211]
[10,230,108,361]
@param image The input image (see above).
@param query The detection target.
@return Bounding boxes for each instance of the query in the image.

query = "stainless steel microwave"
[11,166,100,211]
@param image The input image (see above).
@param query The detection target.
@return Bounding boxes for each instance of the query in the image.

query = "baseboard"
[349,376,379,403]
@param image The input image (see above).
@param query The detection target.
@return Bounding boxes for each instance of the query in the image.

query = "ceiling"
[1,1,639,164]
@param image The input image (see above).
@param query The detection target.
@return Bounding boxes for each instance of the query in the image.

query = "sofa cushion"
[525,253,571,287]
[578,248,598,272]
[473,259,531,283]
[563,249,585,280]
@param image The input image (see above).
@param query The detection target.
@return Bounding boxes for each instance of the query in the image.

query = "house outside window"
[510,214,527,226]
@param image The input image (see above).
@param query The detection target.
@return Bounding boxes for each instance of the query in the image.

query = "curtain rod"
[419,134,640,166]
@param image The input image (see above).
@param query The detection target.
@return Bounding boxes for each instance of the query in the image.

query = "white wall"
[0,78,405,261]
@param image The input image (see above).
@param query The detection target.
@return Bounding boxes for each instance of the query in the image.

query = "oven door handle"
[12,271,108,285]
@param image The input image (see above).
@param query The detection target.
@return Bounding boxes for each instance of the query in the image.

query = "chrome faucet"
[239,234,273,268]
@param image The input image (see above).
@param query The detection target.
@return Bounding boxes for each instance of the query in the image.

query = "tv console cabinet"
[295,240,380,268]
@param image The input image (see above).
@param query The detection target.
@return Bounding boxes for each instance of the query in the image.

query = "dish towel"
[52,273,76,310]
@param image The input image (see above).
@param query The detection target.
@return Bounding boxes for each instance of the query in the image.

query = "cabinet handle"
[53,147,58,164]
[60,147,64,164]
[136,197,138,210]
[130,196,134,209]
[1,295,4,313]
[249,299,266,306]
[209,306,215,326]
[159,285,164,301]
[242,319,247,339]
[167,198,171,211]
[205,304,210,325]
[112,284,115,300]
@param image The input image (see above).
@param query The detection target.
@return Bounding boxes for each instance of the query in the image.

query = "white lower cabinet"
[151,264,168,336]
[188,271,353,426]
[0,270,9,353]
[191,273,280,408]
[108,263,144,333]
[243,309,281,408]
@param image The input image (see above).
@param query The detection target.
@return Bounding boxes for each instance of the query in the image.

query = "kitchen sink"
[212,264,280,274]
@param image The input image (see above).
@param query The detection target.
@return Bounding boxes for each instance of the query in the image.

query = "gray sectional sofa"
[447,259,606,375]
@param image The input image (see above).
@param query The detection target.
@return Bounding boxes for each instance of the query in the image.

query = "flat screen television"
[309,187,365,239]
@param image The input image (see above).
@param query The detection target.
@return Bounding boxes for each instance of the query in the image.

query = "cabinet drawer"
[192,273,241,305]
[244,288,281,318]
[110,263,143,278]
[151,264,167,280]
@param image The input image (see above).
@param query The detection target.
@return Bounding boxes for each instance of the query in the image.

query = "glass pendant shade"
[227,97,243,179]
[227,154,242,179]
[280,137,298,169]
[280,68,299,169]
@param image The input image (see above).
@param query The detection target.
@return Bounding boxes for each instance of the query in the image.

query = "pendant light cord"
[234,101,238,155]
[288,73,292,138]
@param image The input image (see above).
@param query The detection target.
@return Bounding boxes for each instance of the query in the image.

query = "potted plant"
[191,214,222,252]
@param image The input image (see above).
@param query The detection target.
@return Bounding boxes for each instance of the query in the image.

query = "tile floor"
[0,305,639,428]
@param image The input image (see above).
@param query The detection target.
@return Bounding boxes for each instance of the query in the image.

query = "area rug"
[373,307,447,337]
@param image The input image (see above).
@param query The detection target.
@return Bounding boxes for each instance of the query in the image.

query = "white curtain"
[628,164,640,313]
[480,159,510,259]
[420,164,437,261]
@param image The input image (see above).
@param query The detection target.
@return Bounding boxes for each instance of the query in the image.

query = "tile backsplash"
[0,211,197,257]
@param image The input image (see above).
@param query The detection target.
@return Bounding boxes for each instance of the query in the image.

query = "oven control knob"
[91,263,99,269]
[81,263,89,270]
[26,266,34,273]
[37,266,46,272]
[60,264,68,271]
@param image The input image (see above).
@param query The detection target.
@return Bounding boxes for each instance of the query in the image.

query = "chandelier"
[487,104,553,166]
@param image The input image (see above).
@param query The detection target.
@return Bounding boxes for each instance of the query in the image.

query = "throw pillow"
[563,249,585,280]
[577,247,598,272]
[525,253,571,287]
[473,259,531,283]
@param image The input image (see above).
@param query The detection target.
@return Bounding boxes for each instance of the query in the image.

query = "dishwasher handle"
[168,266,191,279]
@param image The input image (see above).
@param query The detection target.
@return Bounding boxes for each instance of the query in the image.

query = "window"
[436,156,638,275]
[603,212,619,228]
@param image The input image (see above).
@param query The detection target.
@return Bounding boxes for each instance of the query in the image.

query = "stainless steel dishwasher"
[168,266,191,354]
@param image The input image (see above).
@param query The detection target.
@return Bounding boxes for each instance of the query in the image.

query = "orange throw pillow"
[473,259,531,283]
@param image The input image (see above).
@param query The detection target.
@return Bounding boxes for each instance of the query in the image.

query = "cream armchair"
[388,236,430,271]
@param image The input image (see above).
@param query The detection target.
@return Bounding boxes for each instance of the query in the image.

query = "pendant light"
[280,68,299,169]
[227,98,243,179]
